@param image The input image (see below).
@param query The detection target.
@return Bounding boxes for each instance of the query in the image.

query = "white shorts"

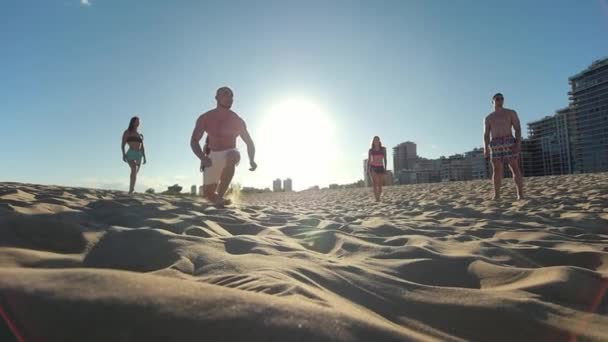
[203,148,240,185]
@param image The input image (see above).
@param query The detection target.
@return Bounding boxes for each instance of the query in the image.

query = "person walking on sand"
[368,136,387,202]
[483,93,524,200]
[190,86,257,206]
[121,116,147,194]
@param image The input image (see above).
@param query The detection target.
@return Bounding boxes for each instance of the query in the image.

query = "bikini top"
[369,148,385,165]
[126,134,143,143]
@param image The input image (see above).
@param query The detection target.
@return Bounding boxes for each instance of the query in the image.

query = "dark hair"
[128,116,139,132]
[492,93,504,101]
[216,86,233,97]
[369,136,384,152]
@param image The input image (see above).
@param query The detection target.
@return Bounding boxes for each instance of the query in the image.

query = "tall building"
[363,159,371,187]
[521,138,539,177]
[440,154,472,182]
[465,148,490,180]
[413,158,441,183]
[283,178,293,192]
[568,58,608,173]
[524,108,572,176]
[555,107,573,174]
[397,169,417,184]
[383,170,394,186]
[272,179,282,192]
[393,141,417,172]
[190,185,197,195]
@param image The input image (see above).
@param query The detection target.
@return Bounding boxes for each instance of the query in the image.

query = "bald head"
[216,86,233,97]
[215,86,234,109]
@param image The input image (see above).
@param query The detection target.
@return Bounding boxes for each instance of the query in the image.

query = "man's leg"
[508,158,524,200]
[203,184,217,199]
[491,159,503,200]
[202,158,222,204]
[217,151,241,198]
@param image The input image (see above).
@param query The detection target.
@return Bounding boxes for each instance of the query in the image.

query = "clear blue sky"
[1,0,607,191]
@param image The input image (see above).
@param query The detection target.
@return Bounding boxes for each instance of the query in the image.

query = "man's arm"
[483,117,491,157]
[239,121,257,170]
[512,110,522,146]
[190,116,206,161]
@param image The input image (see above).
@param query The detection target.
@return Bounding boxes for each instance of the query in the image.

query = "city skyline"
[1,1,607,191]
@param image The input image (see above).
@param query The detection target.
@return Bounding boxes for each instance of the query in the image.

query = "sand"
[1,173,607,341]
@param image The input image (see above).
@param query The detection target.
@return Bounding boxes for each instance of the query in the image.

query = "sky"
[1,0,607,192]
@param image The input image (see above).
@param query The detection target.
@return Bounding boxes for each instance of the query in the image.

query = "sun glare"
[256,98,337,189]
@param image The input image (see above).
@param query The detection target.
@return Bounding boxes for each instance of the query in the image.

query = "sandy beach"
[1,173,607,341]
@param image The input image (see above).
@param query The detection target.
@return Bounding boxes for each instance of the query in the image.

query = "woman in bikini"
[368,136,387,202]
[121,116,147,194]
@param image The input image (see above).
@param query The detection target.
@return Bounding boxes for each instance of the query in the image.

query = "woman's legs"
[374,172,384,201]
[371,172,382,201]
[369,171,377,200]
[128,160,139,194]
[376,172,384,200]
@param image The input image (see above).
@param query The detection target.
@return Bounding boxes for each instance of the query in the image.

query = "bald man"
[191,87,257,205]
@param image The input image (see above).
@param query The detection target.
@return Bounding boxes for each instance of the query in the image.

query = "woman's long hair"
[370,136,383,152]
[128,116,139,132]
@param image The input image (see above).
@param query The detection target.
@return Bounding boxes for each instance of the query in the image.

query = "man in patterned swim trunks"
[483,93,524,200]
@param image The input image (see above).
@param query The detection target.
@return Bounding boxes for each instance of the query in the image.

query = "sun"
[256,98,337,189]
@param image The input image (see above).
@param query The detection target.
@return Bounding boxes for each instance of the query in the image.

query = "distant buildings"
[363,159,371,187]
[190,185,197,195]
[567,58,608,173]
[393,142,417,172]
[413,158,441,183]
[383,170,394,185]
[271,178,293,192]
[465,148,490,180]
[397,169,417,184]
[440,154,472,182]
[272,179,282,192]
[283,178,293,192]
[522,108,571,176]
[520,57,608,176]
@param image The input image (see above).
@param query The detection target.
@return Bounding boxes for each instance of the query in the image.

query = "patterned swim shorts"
[489,136,519,162]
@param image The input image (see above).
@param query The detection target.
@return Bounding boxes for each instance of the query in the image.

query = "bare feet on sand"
[204,193,232,207]
[491,193,524,200]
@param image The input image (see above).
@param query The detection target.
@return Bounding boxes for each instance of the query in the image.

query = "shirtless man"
[483,93,524,200]
[190,87,257,205]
